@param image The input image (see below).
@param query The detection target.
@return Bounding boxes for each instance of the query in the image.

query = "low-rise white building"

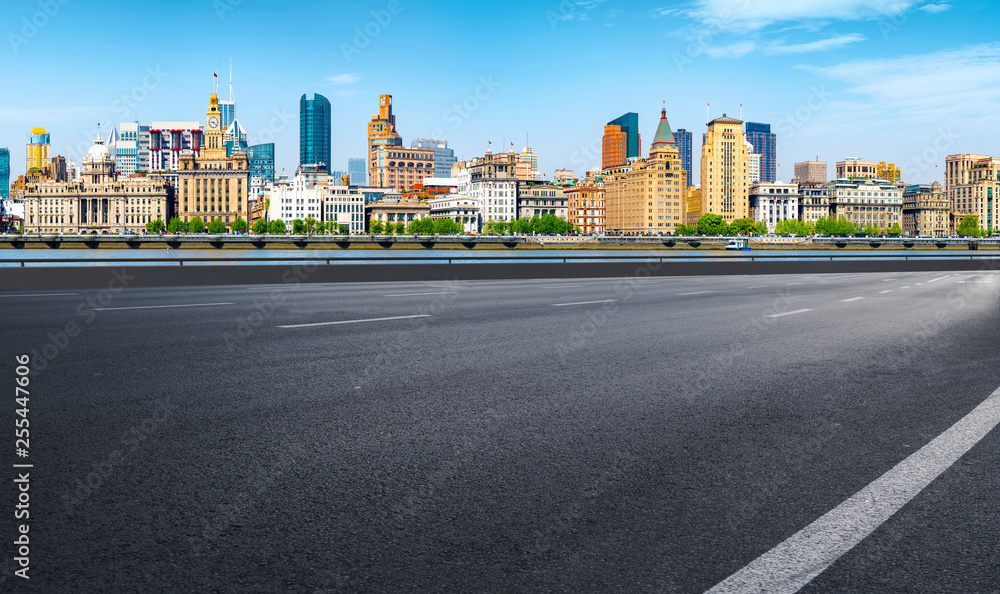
[323,185,366,234]
[267,173,322,226]
[750,181,799,232]
[428,194,480,233]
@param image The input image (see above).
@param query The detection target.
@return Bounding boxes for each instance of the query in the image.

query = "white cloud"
[689,0,918,30]
[918,3,951,13]
[764,33,866,54]
[327,73,361,85]
[815,44,1000,119]
[704,41,757,58]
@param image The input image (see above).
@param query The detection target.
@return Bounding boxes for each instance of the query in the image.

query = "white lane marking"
[765,309,813,318]
[708,385,1000,594]
[879,290,893,294]
[278,314,431,328]
[927,275,950,283]
[551,299,617,307]
[901,286,911,289]
[93,302,234,311]
[746,286,767,289]
[678,291,714,296]
[842,297,865,302]
[0,293,79,297]
[383,291,455,297]
[881,278,896,282]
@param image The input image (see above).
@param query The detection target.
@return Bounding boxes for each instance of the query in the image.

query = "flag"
[488,141,492,145]
[214,73,218,78]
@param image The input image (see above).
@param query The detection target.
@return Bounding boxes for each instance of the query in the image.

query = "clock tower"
[203,93,226,159]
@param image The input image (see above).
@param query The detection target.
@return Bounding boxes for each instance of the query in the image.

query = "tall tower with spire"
[219,58,236,131]
[604,105,687,235]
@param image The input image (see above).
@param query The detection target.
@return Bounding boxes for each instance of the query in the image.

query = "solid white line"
[926,275,950,283]
[92,302,234,311]
[278,314,431,328]
[901,286,911,289]
[842,297,865,302]
[0,293,79,297]
[708,385,1000,594]
[383,291,455,297]
[881,278,896,282]
[551,299,617,307]
[879,290,893,294]
[678,291,714,296]
[765,309,813,318]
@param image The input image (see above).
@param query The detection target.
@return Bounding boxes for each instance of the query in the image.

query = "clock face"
[209,116,219,129]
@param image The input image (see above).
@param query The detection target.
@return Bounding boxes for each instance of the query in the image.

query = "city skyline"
[2,0,997,187]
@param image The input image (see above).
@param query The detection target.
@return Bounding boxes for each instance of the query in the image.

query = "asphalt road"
[2,269,1000,592]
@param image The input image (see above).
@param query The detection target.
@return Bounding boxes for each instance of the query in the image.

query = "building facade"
[828,178,903,229]
[453,151,521,223]
[176,93,249,227]
[944,153,999,232]
[371,145,435,192]
[674,128,693,182]
[428,194,480,233]
[602,112,640,170]
[368,94,403,186]
[798,182,830,224]
[300,93,331,171]
[366,194,430,230]
[794,159,827,183]
[0,147,8,200]
[836,159,878,180]
[247,143,275,186]
[749,181,799,233]
[746,139,761,184]
[605,106,687,234]
[26,127,50,173]
[565,183,605,234]
[744,122,776,182]
[902,182,950,236]
[348,157,368,186]
[411,138,456,178]
[323,185,366,234]
[877,162,902,185]
[266,172,322,224]
[23,132,173,234]
[700,115,749,222]
[517,182,567,220]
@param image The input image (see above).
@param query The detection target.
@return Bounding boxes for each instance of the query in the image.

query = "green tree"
[338,224,349,234]
[167,217,186,233]
[145,219,165,234]
[267,219,286,234]
[886,223,903,237]
[434,217,462,235]
[728,217,755,236]
[370,219,384,234]
[956,214,982,237]
[207,218,227,234]
[188,216,205,233]
[291,218,305,234]
[408,217,435,234]
[753,220,768,235]
[231,217,249,234]
[696,213,728,236]
[252,219,268,234]
[303,216,318,235]
[674,223,694,236]
[316,221,327,235]
[394,221,405,234]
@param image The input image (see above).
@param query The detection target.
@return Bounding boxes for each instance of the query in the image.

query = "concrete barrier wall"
[2,258,1000,290]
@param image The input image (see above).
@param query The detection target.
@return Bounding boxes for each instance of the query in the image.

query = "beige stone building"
[23,132,173,234]
[798,181,831,224]
[828,178,903,229]
[836,159,878,180]
[517,182,567,220]
[604,107,687,235]
[365,194,430,230]
[794,159,827,183]
[945,153,999,232]
[685,186,701,226]
[176,93,249,227]
[902,182,950,236]
[700,115,748,222]
[371,145,435,192]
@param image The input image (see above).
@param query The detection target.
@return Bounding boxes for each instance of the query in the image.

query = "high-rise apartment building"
[149,123,203,174]
[347,158,368,186]
[700,114,749,222]
[744,122,776,182]
[836,159,878,180]
[674,128,693,181]
[26,127,50,173]
[877,161,902,184]
[176,93,250,227]
[794,159,827,183]
[602,112,640,169]
[300,93,331,171]
[0,148,9,200]
[519,146,540,180]
[411,138,456,178]
[605,106,687,234]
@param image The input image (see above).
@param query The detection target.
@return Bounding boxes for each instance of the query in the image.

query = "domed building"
[23,130,175,234]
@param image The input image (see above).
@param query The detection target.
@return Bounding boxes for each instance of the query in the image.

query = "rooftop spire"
[651,104,675,149]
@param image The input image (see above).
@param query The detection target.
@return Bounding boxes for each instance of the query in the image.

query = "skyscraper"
[247,143,275,185]
[26,127,50,173]
[411,138,456,178]
[300,93,331,172]
[675,128,693,181]
[348,158,368,186]
[700,114,749,222]
[0,148,10,200]
[367,95,432,190]
[219,59,237,131]
[744,122,776,182]
[602,112,640,169]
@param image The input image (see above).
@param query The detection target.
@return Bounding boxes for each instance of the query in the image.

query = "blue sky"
[2,0,996,186]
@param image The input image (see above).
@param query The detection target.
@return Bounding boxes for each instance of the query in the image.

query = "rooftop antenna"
[740,103,743,120]
[707,101,710,123]
[215,57,219,94]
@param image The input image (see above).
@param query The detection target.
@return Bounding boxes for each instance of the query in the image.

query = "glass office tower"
[247,143,275,185]
[300,93,331,172]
